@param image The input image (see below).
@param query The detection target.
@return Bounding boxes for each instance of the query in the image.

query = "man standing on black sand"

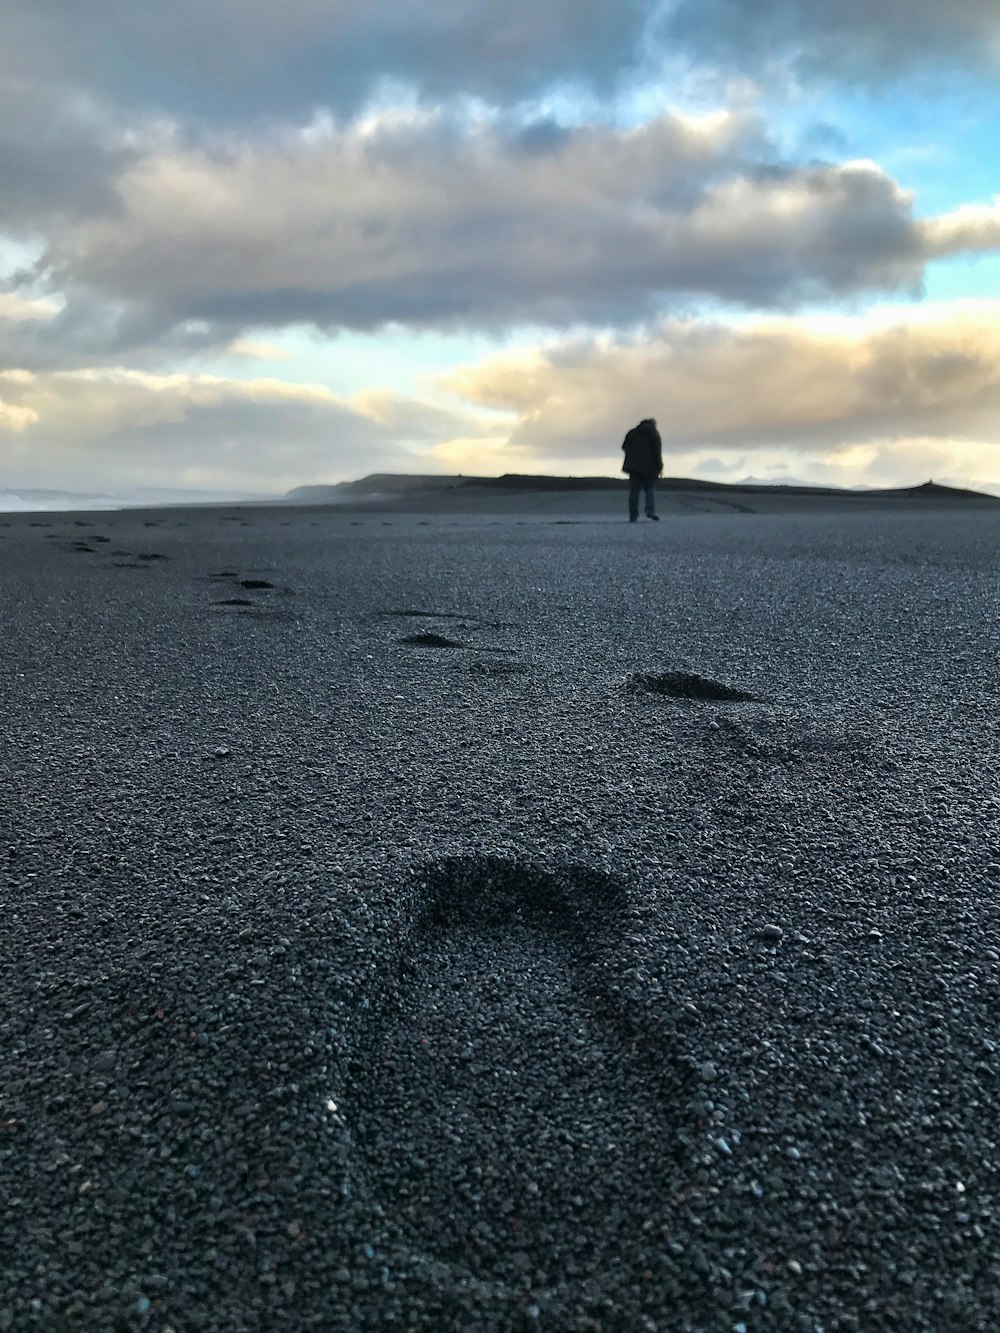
[621,417,662,522]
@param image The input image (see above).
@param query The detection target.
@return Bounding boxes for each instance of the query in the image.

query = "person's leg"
[644,475,658,518]
[628,473,640,521]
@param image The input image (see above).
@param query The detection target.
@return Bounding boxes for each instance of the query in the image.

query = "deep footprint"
[401,631,464,648]
[627,670,756,702]
[345,858,689,1287]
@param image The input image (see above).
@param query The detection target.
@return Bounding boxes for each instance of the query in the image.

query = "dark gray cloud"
[2,0,996,372]
[3,0,994,135]
[0,80,137,232]
[23,111,992,352]
[0,0,657,277]
[0,284,249,373]
[663,0,1000,83]
[0,1,653,122]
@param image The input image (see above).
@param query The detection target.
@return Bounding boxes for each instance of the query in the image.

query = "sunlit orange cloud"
[437,301,1000,488]
[0,293,61,323]
[0,368,476,492]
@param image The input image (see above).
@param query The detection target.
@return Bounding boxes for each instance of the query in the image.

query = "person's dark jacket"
[621,419,662,476]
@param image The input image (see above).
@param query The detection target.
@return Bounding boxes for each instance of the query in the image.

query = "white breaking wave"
[0,492,118,513]
[0,486,275,513]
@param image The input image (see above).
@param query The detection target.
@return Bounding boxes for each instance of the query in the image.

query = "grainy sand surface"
[1,497,997,1331]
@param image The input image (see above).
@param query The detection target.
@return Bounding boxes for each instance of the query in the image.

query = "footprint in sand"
[390,610,517,659]
[343,857,690,1287]
[400,630,466,648]
[208,575,294,620]
[626,670,756,703]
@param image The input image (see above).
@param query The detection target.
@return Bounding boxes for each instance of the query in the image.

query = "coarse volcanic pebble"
[0,501,998,1332]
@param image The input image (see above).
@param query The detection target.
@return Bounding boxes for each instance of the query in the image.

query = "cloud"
[0,1,653,123]
[0,397,38,431]
[0,78,144,233]
[0,291,59,322]
[443,301,1000,465]
[0,367,487,491]
[663,0,1000,84]
[228,338,290,360]
[920,198,1000,257]
[24,107,999,352]
[5,303,1000,495]
[4,1,994,141]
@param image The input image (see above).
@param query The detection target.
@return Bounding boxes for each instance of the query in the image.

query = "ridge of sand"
[283,474,1000,517]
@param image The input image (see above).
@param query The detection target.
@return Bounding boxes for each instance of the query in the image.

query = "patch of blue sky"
[921,253,1000,303]
[0,235,46,284]
[771,76,997,213]
[526,56,748,131]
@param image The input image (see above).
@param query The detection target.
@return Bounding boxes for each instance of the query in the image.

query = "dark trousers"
[628,473,657,520]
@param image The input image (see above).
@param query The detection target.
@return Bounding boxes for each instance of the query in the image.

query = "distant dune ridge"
[284,473,1000,505]
[4,473,998,515]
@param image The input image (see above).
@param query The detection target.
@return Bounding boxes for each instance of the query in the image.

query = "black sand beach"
[1,492,998,1330]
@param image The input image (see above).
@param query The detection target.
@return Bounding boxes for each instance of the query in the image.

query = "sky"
[1,0,999,498]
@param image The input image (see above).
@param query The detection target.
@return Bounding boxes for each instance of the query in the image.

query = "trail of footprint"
[344,858,689,1287]
[629,672,870,767]
[203,572,292,617]
[715,709,872,767]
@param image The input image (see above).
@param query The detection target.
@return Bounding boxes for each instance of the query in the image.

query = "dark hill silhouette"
[285,474,999,504]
